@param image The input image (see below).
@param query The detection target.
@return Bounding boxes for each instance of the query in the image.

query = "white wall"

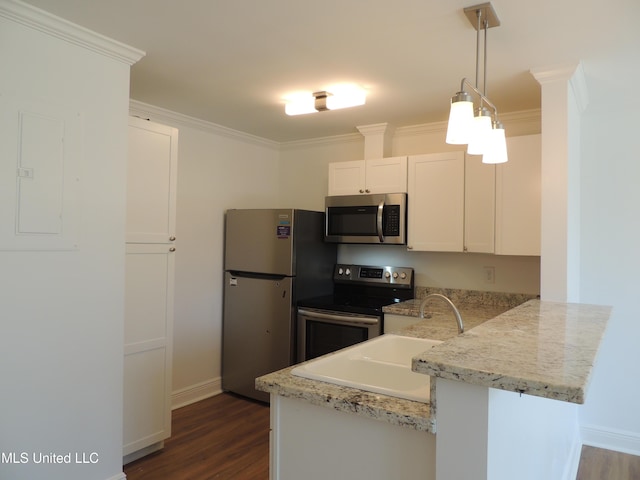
[0,2,141,479]
[579,103,640,453]
[129,103,281,405]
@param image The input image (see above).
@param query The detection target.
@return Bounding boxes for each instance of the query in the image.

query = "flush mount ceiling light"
[445,2,508,164]
[285,86,366,116]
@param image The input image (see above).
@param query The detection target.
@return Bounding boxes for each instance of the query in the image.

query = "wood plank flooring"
[124,393,269,480]
[124,392,640,479]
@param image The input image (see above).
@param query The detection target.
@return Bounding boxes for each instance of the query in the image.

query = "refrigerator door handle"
[376,199,385,243]
[227,271,288,281]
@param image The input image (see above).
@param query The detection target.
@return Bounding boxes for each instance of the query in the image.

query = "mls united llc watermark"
[1,451,99,464]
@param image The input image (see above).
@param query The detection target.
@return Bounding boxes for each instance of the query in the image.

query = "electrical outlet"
[483,266,495,284]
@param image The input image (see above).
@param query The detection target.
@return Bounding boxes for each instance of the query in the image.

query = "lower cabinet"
[123,243,174,463]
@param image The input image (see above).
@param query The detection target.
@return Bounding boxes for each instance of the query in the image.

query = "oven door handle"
[376,199,385,243]
[298,308,379,325]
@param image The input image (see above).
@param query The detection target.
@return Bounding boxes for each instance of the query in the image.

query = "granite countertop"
[256,295,508,433]
[412,299,612,404]
[256,295,610,433]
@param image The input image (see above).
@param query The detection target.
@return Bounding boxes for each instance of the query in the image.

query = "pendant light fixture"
[445,2,508,164]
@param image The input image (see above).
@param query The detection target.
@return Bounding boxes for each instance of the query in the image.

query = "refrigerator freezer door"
[222,271,294,402]
[224,209,295,276]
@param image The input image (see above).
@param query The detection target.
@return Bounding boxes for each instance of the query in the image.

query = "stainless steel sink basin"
[291,334,442,402]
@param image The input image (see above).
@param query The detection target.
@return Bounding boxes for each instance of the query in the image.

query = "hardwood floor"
[124,393,270,480]
[576,445,640,480]
[124,392,640,479]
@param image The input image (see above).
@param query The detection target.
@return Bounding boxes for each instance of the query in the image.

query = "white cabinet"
[464,155,495,253]
[495,135,541,256]
[123,117,178,463]
[328,156,407,195]
[126,117,178,244]
[407,152,496,254]
[407,152,465,252]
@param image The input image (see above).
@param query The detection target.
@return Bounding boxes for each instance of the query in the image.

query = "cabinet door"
[328,160,365,195]
[123,243,174,457]
[365,156,408,193]
[495,135,541,256]
[407,152,464,252]
[126,116,178,243]
[464,155,495,253]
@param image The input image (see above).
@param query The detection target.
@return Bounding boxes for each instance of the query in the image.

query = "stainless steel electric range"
[296,264,414,362]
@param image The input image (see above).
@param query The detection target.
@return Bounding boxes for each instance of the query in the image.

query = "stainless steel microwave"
[324,193,407,244]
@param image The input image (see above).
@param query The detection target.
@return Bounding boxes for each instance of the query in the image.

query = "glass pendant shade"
[466,108,492,155]
[482,122,508,164]
[445,92,474,145]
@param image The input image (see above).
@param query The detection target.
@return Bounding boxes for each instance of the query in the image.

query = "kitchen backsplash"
[414,286,538,308]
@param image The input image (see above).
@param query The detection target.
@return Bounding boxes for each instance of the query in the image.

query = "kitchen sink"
[291,334,442,402]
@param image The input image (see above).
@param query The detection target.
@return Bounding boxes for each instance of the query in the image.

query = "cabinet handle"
[169,236,176,241]
[407,245,413,250]
[359,189,365,193]
[365,189,370,193]
[169,247,176,252]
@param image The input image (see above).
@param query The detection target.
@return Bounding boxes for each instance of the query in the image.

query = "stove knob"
[400,272,407,280]
[338,267,344,275]
[393,272,399,279]
[384,271,391,279]
[345,268,351,276]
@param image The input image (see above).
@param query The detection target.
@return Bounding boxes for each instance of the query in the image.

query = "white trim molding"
[130,100,280,150]
[171,377,222,410]
[0,0,145,65]
[581,424,640,456]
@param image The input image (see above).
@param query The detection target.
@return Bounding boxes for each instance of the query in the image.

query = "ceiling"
[21,0,640,142]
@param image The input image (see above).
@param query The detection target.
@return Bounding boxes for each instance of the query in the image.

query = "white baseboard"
[171,377,222,410]
[581,424,640,456]
[563,431,583,480]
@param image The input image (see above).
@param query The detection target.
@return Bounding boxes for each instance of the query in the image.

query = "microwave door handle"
[377,200,385,243]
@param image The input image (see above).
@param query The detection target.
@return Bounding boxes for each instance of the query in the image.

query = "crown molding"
[279,132,363,151]
[129,100,280,150]
[0,0,145,65]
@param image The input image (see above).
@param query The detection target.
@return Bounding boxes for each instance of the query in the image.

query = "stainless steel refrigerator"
[222,209,337,402]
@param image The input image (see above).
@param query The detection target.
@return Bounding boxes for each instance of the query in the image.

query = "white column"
[530,63,589,302]
[356,122,395,159]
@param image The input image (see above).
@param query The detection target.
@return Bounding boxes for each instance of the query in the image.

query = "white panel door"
[126,116,178,244]
[464,155,495,253]
[365,156,408,193]
[328,160,365,195]
[495,135,541,256]
[123,243,174,457]
[407,152,465,252]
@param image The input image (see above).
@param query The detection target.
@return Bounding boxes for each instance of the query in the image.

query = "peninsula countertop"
[256,297,610,433]
[256,298,511,433]
[412,299,612,404]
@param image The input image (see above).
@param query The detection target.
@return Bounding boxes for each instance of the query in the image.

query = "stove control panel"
[334,264,413,287]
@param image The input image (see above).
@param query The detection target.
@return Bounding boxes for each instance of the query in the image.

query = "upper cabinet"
[407,152,495,253]
[328,156,407,195]
[126,116,179,244]
[495,134,541,256]
[407,152,465,252]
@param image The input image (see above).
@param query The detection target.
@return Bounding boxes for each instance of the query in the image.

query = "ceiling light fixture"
[285,86,366,116]
[445,2,508,164]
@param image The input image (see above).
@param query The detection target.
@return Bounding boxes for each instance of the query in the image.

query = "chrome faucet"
[419,293,465,334]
